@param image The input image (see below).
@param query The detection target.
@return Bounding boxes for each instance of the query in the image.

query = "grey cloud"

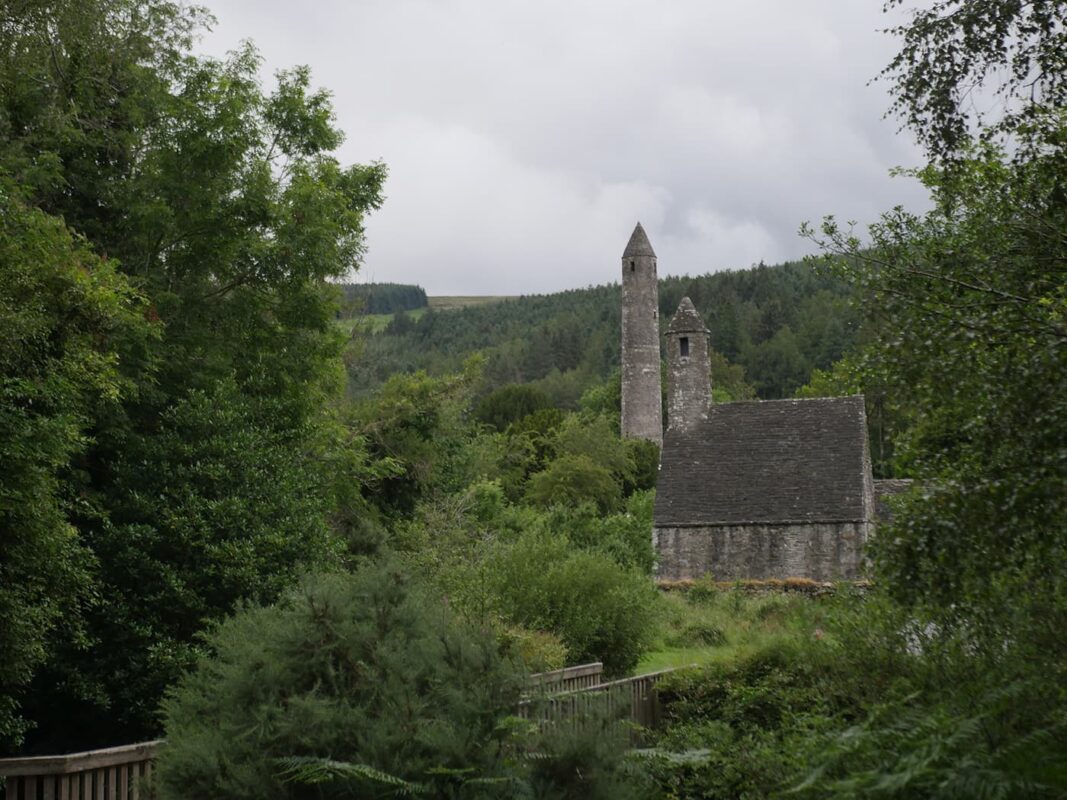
[199,0,930,294]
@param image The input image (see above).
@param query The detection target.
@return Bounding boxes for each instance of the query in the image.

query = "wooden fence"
[518,667,679,742]
[0,741,161,800]
[0,666,681,794]
[526,662,603,694]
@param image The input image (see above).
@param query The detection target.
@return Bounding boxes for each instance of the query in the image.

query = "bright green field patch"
[335,307,427,334]
[334,296,515,335]
[428,295,514,310]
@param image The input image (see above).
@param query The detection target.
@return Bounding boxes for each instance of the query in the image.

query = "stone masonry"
[652,396,875,581]
[666,297,711,433]
[620,223,663,447]
[616,224,877,582]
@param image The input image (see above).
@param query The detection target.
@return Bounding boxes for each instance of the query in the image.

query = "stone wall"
[653,521,870,582]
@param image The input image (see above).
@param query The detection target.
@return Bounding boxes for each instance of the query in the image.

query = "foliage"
[337,281,428,315]
[643,639,845,799]
[474,384,552,431]
[156,563,529,800]
[881,0,1067,161]
[0,186,151,748]
[525,715,656,800]
[32,380,345,743]
[525,454,621,514]
[347,362,483,520]
[484,531,658,675]
[542,491,656,574]
[0,0,386,749]
[157,562,637,799]
[345,261,857,402]
[804,137,1067,641]
[793,8,1067,787]
[793,681,1067,799]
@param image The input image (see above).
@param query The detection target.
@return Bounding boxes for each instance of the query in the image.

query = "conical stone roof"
[622,222,656,258]
[667,296,708,334]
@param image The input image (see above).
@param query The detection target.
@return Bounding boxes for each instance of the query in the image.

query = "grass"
[428,295,514,310]
[333,296,513,335]
[636,583,830,675]
[334,307,427,335]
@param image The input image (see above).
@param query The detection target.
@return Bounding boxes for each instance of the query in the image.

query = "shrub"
[501,625,569,673]
[643,640,849,799]
[687,576,720,605]
[525,454,621,513]
[666,621,727,649]
[474,384,551,431]
[156,562,526,799]
[545,491,656,574]
[485,532,658,675]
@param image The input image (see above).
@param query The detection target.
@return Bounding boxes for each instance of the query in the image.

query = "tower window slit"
[680,337,689,357]
[630,261,635,272]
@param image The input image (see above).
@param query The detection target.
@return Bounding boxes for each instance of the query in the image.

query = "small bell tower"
[666,296,711,432]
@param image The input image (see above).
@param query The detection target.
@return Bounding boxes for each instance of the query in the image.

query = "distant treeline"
[345,260,861,404]
[337,282,428,314]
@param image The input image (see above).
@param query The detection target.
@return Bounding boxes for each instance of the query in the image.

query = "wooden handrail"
[528,662,602,684]
[0,742,163,778]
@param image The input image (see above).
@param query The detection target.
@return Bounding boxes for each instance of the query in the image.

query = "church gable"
[654,396,871,527]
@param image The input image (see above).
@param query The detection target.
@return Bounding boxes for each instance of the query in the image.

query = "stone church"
[619,223,889,582]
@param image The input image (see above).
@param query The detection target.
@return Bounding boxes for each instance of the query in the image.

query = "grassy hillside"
[428,295,515,310]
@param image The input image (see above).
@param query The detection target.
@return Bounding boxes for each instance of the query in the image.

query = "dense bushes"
[0,187,150,748]
[157,562,641,799]
[485,532,658,675]
[157,563,525,799]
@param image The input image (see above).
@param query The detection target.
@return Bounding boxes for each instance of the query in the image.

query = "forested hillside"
[346,260,862,404]
[337,281,428,314]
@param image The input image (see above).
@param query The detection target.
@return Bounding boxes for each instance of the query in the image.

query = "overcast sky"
[198,0,930,295]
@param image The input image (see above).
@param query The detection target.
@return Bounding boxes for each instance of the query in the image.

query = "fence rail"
[0,741,162,800]
[526,662,603,694]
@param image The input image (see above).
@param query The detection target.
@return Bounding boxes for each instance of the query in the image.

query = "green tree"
[525,454,622,514]
[485,532,658,674]
[0,186,151,748]
[743,326,810,398]
[156,563,528,800]
[1,0,386,749]
[881,0,1067,161]
[793,2,1067,792]
[474,384,552,432]
[807,139,1067,638]
[37,380,345,743]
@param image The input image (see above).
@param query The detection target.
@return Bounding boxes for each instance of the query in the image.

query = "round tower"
[620,222,663,447]
[666,296,711,432]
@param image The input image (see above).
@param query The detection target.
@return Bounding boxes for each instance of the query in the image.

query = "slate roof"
[654,396,871,526]
[667,296,708,334]
[622,222,656,258]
